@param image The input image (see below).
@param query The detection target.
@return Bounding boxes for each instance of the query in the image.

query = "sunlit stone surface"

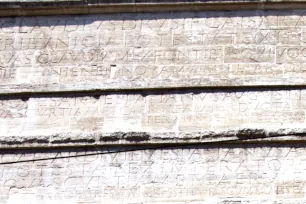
[1,4,306,204]
[0,144,305,204]
[1,10,306,93]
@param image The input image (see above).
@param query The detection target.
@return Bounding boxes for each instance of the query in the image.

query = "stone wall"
[1,1,306,203]
[1,11,306,93]
[0,144,305,204]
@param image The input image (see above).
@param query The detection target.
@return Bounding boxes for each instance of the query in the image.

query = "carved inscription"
[0,144,306,203]
[2,11,306,92]
[2,89,306,135]
[0,100,27,119]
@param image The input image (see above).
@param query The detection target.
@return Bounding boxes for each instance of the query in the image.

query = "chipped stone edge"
[0,0,305,17]
[1,128,306,149]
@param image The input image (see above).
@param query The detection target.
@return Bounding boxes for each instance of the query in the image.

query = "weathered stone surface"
[0,128,305,148]
[2,1,306,203]
[0,0,306,17]
[1,89,306,147]
[0,144,305,203]
[3,10,306,93]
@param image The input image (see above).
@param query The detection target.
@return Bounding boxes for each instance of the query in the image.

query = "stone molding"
[1,128,306,149]
[0,0,306,17]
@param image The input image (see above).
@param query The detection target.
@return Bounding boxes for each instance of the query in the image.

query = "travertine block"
[0,144,305,204]
[1,89,306,143]
[1,4,306,203]
[2,10,306,93]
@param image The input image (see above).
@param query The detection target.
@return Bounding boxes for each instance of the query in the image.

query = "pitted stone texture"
[2,10,306,93]
[1,144,306,203]
[1,128,306,148]
[1,89,306,145]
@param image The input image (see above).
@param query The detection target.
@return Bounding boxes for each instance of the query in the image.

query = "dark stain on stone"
[99,132,150,142]
[181,136,201,140]
[123,132,150,141]
[0,140,23,145]
[236,129,266,140]
[99,136,120,142]
[51,138,95,144]
[24,138,49,144]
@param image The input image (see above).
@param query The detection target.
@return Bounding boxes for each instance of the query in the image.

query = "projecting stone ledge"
[1,128,306,148]
[0,0,305,16]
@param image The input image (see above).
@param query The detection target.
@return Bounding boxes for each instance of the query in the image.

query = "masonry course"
[1,0,306,203]
[2,11,306,93]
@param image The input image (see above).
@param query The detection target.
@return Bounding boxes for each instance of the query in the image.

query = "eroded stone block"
[2,11,306,93]
[0,144,305,203]
[1,89,306,139]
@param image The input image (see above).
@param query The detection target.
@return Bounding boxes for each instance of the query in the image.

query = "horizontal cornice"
[0,0,306,17]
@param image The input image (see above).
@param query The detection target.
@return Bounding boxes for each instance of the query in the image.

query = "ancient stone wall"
[1,1,306,203]
[2,10,306,93]
[1,144,305,204]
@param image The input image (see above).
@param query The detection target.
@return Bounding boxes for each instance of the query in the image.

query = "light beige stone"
[2,6,306,204]
[0,144,305,203]
[1,89,306,141]
[2,10,306,93]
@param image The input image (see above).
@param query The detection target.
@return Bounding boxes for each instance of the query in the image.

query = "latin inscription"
[0,145,305,203]
[2,89,306,135]
[3,11,306,92]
